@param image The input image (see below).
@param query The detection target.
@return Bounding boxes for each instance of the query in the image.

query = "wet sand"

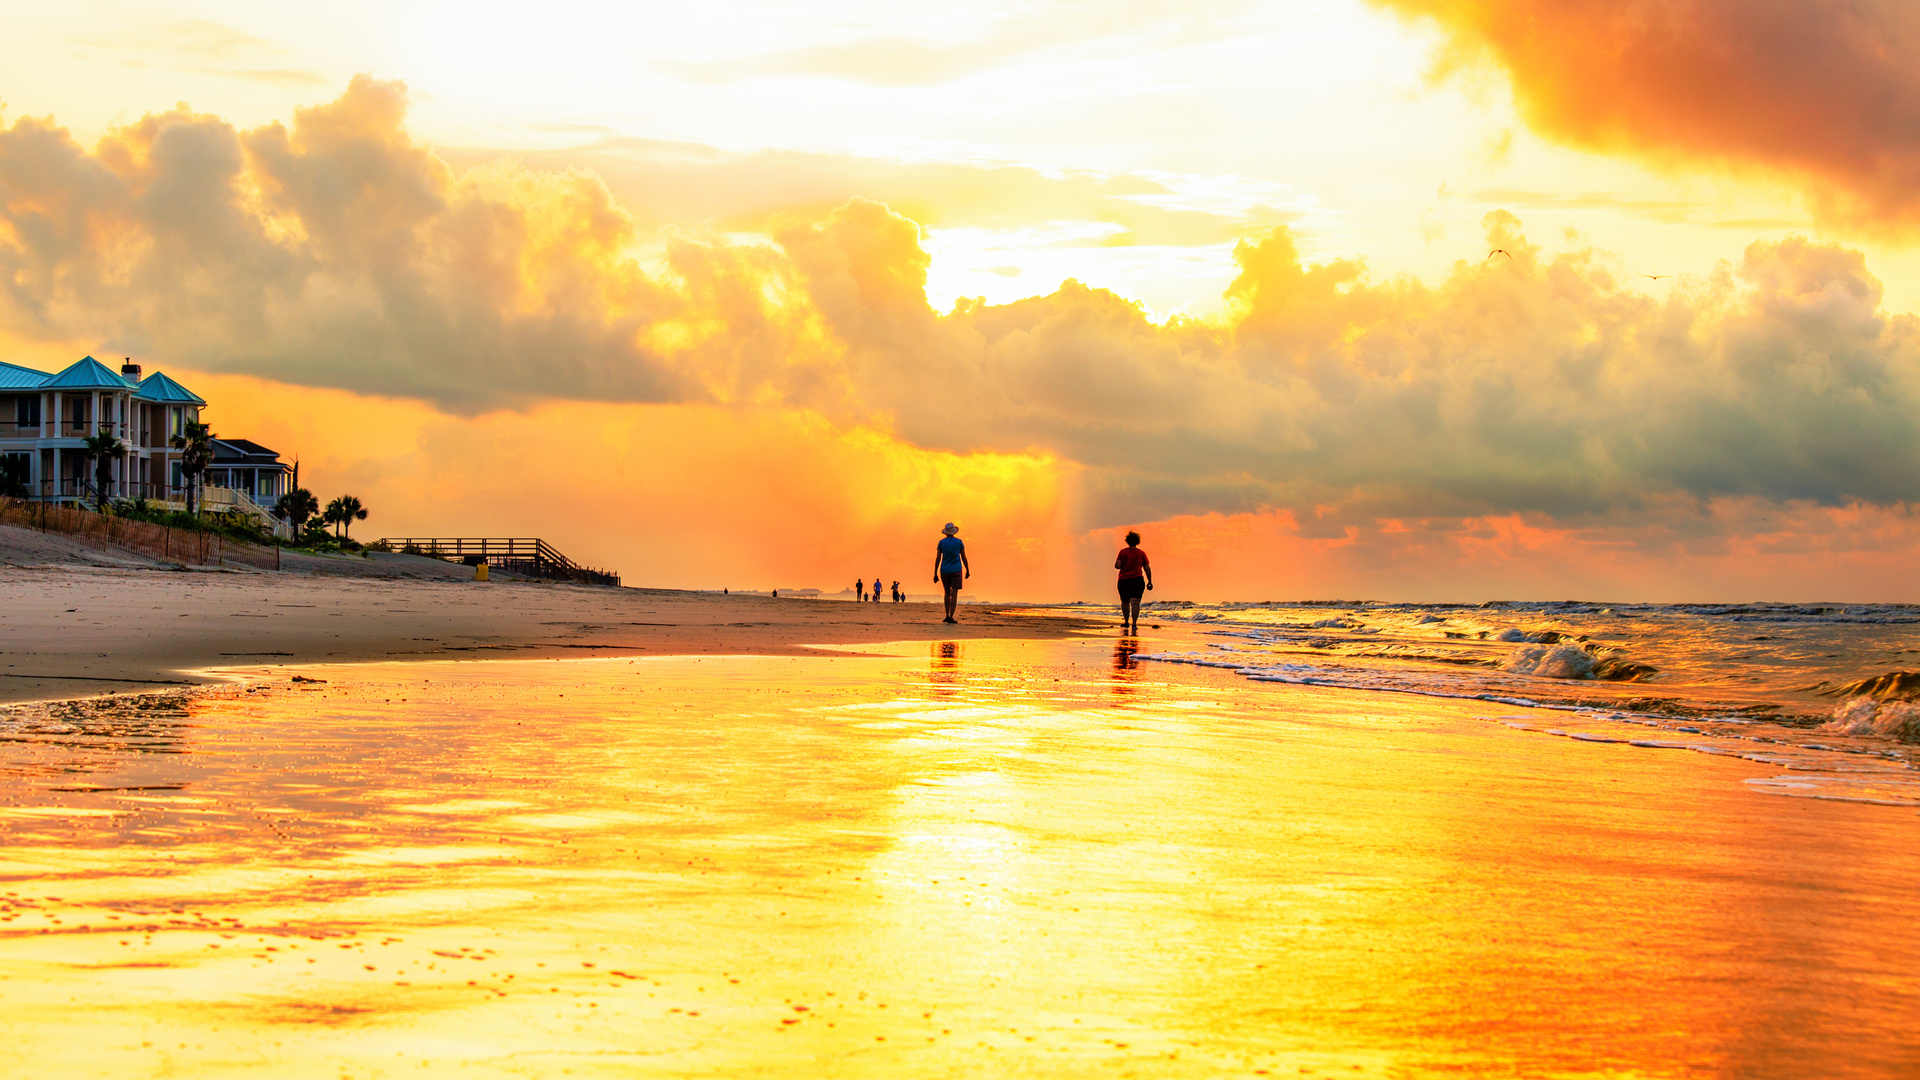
[0,637,1915,1078]
[0,568,1097,703]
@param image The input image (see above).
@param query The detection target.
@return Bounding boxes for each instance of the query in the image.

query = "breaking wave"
[1824,698,1920,742]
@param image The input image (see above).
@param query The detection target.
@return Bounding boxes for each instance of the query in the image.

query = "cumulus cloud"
[4,79,1920,537]
[1370,0,1920,226]
[781,201,1920,527]
[0,76,837,409]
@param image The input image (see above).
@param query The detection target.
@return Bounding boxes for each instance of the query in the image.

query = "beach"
[0,569,1917,1077]
[0,559,1095,704]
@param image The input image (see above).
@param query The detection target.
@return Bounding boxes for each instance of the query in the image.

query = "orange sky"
[4,3,1920,601]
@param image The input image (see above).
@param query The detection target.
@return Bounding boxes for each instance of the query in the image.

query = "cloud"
[217,68,332,87]
[4,79,1920,547]
[93,19,281,63]
[0,77,839,410]
[80,18,330,87]
[670,34,1044,88]
[778,202,1920,529]
[664,1,1237,87]
[1370,0,1920,227]
[432,138,1297,246]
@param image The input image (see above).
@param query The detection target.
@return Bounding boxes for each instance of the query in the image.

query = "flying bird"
[1639,273,1671,280]
[1487,249,1513,261]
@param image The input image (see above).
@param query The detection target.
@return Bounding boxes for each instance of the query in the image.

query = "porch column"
[51,447,60,499]
[51,392,60,438]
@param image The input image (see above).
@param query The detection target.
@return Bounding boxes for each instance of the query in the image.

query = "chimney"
[121,358,141,379]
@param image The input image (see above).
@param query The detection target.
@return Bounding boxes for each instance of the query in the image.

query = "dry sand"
[0,563,1101,703]
[0,523,166,570]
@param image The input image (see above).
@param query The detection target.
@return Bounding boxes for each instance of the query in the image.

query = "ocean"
[1028,599,1920,807]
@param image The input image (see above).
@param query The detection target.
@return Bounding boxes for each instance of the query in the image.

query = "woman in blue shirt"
[933,522,969,624]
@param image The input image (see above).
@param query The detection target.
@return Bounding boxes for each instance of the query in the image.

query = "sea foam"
[1822,697,1920,742]
[1500,644,1595,679]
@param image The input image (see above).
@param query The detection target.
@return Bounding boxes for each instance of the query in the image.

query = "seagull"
[1639,273,1671,280]
[1487,249,1513,261]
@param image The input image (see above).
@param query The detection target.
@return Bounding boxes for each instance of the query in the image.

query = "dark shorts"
[1118,576,1146,601]
[942,571,964,590]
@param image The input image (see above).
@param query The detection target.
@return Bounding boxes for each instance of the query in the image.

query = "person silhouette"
[873,577,883,603]
[856,578,865,602]
[933,522,969,623]
[1115,530,1152,634]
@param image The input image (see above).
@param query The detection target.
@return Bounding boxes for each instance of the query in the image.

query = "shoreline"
[0,566,1107,706]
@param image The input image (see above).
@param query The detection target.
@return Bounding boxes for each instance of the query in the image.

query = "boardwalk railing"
[373,538,620,587]
[0,498,282,571]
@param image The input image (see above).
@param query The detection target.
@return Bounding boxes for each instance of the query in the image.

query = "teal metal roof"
[0,361,48,390]
[136,371,205,405]
[42,355,132,390]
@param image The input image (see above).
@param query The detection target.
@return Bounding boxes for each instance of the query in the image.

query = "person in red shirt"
[1114,530,1152,634]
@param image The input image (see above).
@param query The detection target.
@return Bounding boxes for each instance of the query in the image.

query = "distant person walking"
[856,578,866,602]
[934,523,969,624]
[1115,530,1152,634]
[891,580,901,603]
[873,577,883,604]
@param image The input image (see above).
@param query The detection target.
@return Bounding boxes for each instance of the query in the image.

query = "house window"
[13,396,39,428]
[1,451,28,487]
[169,462,183,489]
[170,408,183,438]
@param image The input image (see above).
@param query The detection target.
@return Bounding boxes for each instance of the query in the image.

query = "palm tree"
[170,420,215,515]
[277,487,320,535]
[324,495,368,539]
[81,432,125,512]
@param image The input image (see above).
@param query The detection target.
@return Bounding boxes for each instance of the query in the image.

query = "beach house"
[0,356,289,524]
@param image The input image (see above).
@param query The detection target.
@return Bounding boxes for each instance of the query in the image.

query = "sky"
[4,0,1920,601]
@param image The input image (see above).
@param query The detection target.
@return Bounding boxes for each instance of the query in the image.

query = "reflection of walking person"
[1115,530,1152,634]
[933,522,969,624]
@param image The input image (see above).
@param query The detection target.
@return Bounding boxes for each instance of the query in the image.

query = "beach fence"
[0,498,282,571]
[375,537,620,587]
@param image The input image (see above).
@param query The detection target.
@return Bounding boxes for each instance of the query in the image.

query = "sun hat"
[941,522,959,535]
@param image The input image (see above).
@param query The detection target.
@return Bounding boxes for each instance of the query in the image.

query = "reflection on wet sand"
[0,641,1916,1078]
[1111,639,1140,696]
[929,640,962,696]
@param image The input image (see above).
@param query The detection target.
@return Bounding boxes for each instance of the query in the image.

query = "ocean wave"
[1501,644,1596,678]
[1815,670,1920,701]
[1823,698,1920,743]
[1495,628,1567,643]
[1499,644,1659,682]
